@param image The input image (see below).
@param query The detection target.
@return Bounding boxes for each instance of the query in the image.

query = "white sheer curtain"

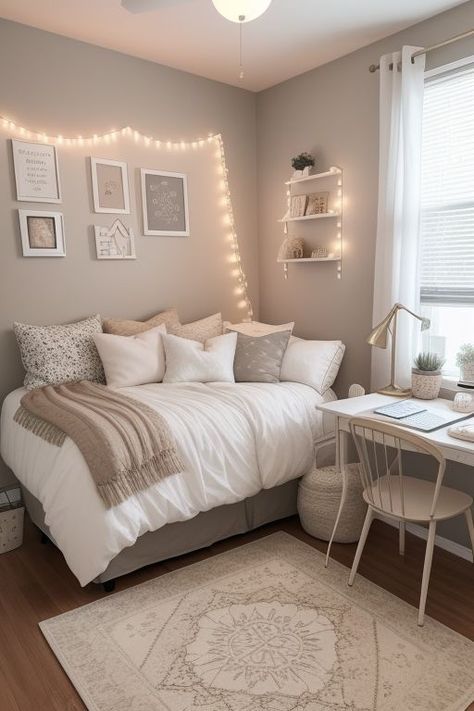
[371,46,426,390]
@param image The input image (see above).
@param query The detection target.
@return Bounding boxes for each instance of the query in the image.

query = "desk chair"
[348,417,474,626]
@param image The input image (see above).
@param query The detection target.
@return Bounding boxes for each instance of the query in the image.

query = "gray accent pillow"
[233,330,292,383]
[14,315,105,389]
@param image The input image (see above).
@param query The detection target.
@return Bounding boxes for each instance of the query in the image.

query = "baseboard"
[376,514,473,562]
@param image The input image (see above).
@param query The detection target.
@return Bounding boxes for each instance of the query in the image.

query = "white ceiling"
[0,0,467,91]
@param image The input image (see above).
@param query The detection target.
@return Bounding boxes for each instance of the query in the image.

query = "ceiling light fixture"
[212,0,272,80]
[211,0,272,23]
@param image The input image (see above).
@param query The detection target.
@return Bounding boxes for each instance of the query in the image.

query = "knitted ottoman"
[297,463,367,543]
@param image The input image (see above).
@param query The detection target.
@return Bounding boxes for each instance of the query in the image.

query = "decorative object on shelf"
[289,194,307,218]
[18,209,65,257]
[411,352,445,400]
[306,192,329,216]
[94,219,136,260]
[141,169,190,237]
[311,247,328,259]
[278,237,304,261]
[298,463,366,543]
[11,139,61,203]
[0,485,24,554]
[456,343,474,383]
[291,152,315,179]
[91,158,130,214]
[367,303,430,397]
[452,392,474,414]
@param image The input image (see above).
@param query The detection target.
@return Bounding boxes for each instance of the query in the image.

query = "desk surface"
[318,393,474,467]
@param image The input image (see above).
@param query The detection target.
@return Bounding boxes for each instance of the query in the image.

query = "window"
[419,62,474,376]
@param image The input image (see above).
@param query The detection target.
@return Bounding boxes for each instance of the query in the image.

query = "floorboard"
[0,514,473,710]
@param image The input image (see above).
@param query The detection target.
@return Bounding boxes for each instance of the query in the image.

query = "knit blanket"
[14,381,184,509]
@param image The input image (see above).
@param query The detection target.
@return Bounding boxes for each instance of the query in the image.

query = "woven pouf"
[297,464,367,543]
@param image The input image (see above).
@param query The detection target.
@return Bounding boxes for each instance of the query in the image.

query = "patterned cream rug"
[40,532,474,711]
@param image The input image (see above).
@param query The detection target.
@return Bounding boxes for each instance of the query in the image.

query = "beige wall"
[256,0,474,398]
[256,1,474,549]
[0,19,258,484]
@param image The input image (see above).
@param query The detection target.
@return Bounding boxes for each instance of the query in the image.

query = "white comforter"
[1,382,335,585]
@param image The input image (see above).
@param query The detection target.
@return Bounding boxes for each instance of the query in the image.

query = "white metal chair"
[348,416,474,626]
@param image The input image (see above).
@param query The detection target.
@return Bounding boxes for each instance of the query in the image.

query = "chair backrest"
[349,416,446,519]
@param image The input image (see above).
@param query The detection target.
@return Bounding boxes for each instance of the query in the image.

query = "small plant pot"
[302,166,312,177]
[292,169,303,179]
[460,363,474,382]
[411,369,442,400]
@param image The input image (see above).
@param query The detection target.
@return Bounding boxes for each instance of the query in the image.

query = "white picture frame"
[141,169,190,237]
[12,139,62,203]
[94,220,136,260]
[90,158,130,214]
[18,209,66,257]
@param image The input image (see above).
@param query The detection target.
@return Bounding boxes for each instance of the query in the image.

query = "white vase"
[460,363,474,382]
[302,166,312,177]
[411,370,442,400]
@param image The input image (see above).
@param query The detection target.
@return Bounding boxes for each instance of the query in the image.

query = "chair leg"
[348,507,374,587]
[418,520,436,627]
[399,521,406,556]
[464,508,474,562]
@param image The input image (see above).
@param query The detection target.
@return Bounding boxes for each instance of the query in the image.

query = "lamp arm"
[394,302,425,324]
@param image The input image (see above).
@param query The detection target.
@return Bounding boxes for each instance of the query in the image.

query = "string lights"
[1,115,253,320]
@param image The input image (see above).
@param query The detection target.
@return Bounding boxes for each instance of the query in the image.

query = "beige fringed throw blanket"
[14,381,184,508]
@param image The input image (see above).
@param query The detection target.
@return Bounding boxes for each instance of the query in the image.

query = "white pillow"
[93,325,167,388]
[163,332,237,383]
[280,336,345,394]
[225,320,294,337]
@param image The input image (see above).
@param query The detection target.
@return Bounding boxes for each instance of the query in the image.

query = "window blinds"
[419,66,474,305]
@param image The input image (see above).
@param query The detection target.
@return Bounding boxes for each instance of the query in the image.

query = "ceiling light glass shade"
[212,0,272,23]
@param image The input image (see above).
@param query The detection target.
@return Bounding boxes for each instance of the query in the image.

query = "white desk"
[317,393,474,564]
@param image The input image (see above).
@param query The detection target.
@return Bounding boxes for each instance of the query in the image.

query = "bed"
[1,380,336,587]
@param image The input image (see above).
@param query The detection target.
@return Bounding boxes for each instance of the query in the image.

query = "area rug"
[40,532,474,711]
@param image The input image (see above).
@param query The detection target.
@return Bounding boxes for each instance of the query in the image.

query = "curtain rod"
[368,28,474,73]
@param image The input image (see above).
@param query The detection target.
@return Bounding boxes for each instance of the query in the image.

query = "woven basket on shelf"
[297,463,367,543]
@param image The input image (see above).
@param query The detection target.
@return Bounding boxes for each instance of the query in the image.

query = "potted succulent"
[291,152,315,178]
[456,343,474,383]
[412,352,445,400]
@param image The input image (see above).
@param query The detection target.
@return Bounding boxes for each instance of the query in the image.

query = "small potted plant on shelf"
[291,152,315,179]
[456,343,474,383]
[412,352,445,400]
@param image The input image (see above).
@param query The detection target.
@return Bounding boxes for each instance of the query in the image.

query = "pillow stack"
[13,311,345,394]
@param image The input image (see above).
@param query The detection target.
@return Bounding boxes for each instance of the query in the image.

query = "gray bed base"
[21,480,301,586]
[21,437,335,588]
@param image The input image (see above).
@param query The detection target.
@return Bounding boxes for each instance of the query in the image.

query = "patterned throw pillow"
[14,315,105,389]
[167,313,223,344]
[102,307,179,336]
[233,330,292,383]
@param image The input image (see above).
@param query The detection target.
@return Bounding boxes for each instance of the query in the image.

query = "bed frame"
[22,480,299,590]
[21,437,335,590]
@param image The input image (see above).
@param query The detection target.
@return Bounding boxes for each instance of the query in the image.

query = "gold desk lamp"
[368,303,430,396]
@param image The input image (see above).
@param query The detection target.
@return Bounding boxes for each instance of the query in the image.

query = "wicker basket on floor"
[0,506,24,553]
[297,464,367,543]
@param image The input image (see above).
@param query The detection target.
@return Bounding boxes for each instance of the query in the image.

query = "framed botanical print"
[90,158,130,214]
[12,139,62,203]
[141,169,190,237]
[18,210,66,257]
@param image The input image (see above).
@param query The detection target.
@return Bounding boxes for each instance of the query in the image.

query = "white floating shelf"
[277,256,340,264]
[285,168,342,185]
[278,211,340,223]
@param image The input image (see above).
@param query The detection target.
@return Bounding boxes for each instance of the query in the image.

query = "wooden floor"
[0,514,473,711]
